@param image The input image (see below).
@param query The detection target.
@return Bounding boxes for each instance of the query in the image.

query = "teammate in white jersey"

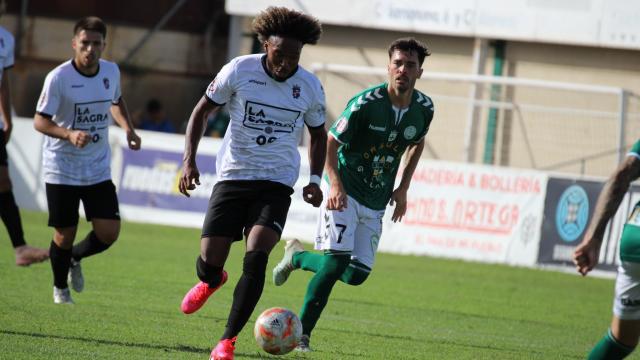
[177,7,326,360]
[34,17,141,304]
[0,0,49,266]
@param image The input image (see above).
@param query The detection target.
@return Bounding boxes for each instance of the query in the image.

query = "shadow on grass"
[1,329,350,359]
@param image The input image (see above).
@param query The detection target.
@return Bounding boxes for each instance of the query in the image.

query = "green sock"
[293,251,323,272]
[588,329,635,360]
[299,254,350,336]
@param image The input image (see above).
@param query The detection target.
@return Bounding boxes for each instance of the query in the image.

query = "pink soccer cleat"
[180,270,228,314]
[210,337,236,360]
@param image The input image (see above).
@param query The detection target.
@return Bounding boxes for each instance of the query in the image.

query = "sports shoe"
[53,286,74,304]
[295,334,312,352]
[15,245,49,266]
[272,239,304,286]
[209,337,236,360]
[68,259,84,292]
[181,270,228,314]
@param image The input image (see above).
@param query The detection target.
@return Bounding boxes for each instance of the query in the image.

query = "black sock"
[0,191,26,248]
[72,231,111,262]
[196,256,224,288]
[49,241,72,289]
[221,251,268,339]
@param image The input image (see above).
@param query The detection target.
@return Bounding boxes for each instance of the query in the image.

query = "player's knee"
[196,256,224,287]
[343,268,370,286]
[0,174,11,192]
[96,229,119,245]
[243,250,269,277]
[321,254,351,278]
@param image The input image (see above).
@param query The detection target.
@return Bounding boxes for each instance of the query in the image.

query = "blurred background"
[2,0,640,177]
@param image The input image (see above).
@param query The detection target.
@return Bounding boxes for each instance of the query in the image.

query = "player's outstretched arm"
[179,96,219,197]
[302,125,327,207]
[574,155,640,276]
[390,139,425,222]
[111,98,141,150]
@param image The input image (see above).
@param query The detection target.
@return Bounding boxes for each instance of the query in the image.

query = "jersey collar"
[71,59,100,78]
[260,54,298,82]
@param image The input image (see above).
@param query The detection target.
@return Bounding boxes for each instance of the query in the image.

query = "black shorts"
[202,180,294,241]
[46,180,120,228]
[0,129,7,167]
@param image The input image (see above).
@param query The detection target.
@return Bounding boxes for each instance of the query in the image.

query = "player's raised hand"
[303,183,323,207]
[179,161,200,197]
[327,182,347,211]
[389,188,408,222]
[68,130,91,148]
[573,239,601,276]
[127,130,141,150]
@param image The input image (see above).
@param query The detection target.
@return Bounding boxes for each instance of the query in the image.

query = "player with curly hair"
[178,7,326,360]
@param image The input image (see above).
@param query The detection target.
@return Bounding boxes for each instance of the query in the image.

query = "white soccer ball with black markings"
[254,307,302,355]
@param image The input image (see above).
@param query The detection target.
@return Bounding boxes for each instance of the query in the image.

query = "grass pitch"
[0,211,625,359]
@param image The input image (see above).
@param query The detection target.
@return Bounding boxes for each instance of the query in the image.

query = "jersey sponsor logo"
[555,185,589,242]
[368,124,386,132]
[103,78,110,89]
[73,100,111,143]
[242,100,300,135]
[335,116,348,133]
[403,125,417,140]
[292,84,301,99]
[249,79,267,86]
[621,297,640,307]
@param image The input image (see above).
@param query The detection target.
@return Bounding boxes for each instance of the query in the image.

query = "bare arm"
[34,112,91,148]
[110,98,141,150]
[0,68,12,143]
[574,155,640,275]
[178,96,220,197]
[325,135,347,210]
[302,125,327,207]
[390,138,425,222]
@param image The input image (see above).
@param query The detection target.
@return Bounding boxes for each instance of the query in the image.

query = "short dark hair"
[388,37,431,66]
[74,16,107,38]
[252,6,322,45]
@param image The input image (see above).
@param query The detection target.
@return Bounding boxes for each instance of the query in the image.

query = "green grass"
[0,210,628,359]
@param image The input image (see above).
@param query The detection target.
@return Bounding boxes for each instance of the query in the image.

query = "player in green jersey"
[273,37,434,351]
[574,140,640,359]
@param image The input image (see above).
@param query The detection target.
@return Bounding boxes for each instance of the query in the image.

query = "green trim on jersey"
[630,139,640,156]
[329,83,434,210]
[621,202,640,262]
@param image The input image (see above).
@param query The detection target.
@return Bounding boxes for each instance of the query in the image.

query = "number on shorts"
[336,224,347,243]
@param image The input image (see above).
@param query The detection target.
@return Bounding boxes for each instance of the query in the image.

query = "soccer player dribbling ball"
[34,16,141,304]
[177,7,327,360]
[272,37,434,352]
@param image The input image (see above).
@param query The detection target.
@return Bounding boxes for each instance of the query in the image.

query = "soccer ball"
[254,307,302,355]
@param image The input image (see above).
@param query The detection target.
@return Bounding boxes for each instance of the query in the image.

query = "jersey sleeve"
[36,71,61,118]
[205,59,237,105]
[112,64,122,104]
[415,96,435,143]
[629,140,640,160]
[3,33,14,69]
[329,95,362,144]
[304,81,326,128]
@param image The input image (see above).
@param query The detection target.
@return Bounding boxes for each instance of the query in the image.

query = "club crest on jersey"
[103,78,110,89]
[404,126,417,140]
[292,84,301,99]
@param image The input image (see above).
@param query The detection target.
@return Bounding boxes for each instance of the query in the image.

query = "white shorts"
[314,181,385,271]
[613,261,640,320]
